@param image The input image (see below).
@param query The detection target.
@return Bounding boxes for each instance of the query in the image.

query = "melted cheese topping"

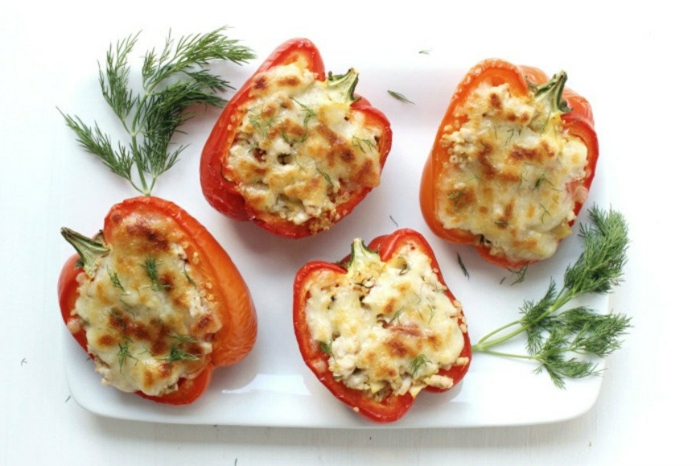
[71,211,221,396]
[224,59,384,234]
[304,240,468,399]
[437,82,589,263]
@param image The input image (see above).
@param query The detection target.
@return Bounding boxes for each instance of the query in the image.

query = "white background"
[1,1,697,464]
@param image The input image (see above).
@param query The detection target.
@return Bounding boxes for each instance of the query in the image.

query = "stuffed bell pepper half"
[200,38,392,238]
[59,197,258,405]
[293,229,471,422]
[420,59,599,269]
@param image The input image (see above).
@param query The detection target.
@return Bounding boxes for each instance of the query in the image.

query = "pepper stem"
[533,71,572,114]
[345,238,377,270]
[327,68,360,104]
[60,227,110,278]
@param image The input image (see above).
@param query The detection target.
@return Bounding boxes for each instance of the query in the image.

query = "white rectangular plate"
[59,55,609,428]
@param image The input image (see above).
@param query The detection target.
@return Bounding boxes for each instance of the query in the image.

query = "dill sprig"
[472,206,632,388]
[60,27,254,195]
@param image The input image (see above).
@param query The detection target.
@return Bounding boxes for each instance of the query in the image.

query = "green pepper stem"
[533,71,572,114]
[60,227,110,278]
[346,237,376,271]
[327,68,360,104]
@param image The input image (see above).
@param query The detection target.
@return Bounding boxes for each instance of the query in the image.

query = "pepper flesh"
[200,38,392,238]
[420,59,598,269]
[293,229,471,423]
[58,196,257,405]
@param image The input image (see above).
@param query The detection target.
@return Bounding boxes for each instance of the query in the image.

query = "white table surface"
[1,1,697,464]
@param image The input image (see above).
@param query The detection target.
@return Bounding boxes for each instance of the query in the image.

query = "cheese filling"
[304,239,468,399]
[224,59,384,234]
[71,211,221,397]
[437,81,589,263]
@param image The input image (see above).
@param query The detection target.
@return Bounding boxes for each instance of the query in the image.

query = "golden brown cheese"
[304,240,468,399]
[72,210,221,396]
[437,82,589,263]
[223,59,384,234]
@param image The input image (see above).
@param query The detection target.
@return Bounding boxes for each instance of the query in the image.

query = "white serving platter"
[58,52,610,428]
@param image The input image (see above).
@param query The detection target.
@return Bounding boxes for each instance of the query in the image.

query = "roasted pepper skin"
[200,38,392,238]
[58,196,257,405]
[293,229,471,423]
[420,59,599,269]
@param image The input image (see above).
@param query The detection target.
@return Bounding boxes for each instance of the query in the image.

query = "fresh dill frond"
[387,90,415,104]
[60,27,254,195]
[472,206,632,388]
[564,206,628,295]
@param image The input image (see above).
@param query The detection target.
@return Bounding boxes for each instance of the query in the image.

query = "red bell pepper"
[420,59,598,269]
[200,38,392,238]
[58,196,257,405]
[293,229,471,423]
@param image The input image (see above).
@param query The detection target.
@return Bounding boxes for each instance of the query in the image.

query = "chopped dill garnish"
[292,98,318,127]
[410,354,429,375]
[387,90,415,104]
[117,338,137,371]
[539,204,552,223]
[171,334,197,343]
[389,308,404,324]
[507,266,528,285]
[248,107,275,138]
[183,265,196,287]
[449,189,464,206]
[316,167,334,186]
[163,345,199,363]
[535,173,552,189]
[142,256,170,291]
[457,253,469,279]
[319,342,333,356]
[109,269,125,292]
[351,136,377,154]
